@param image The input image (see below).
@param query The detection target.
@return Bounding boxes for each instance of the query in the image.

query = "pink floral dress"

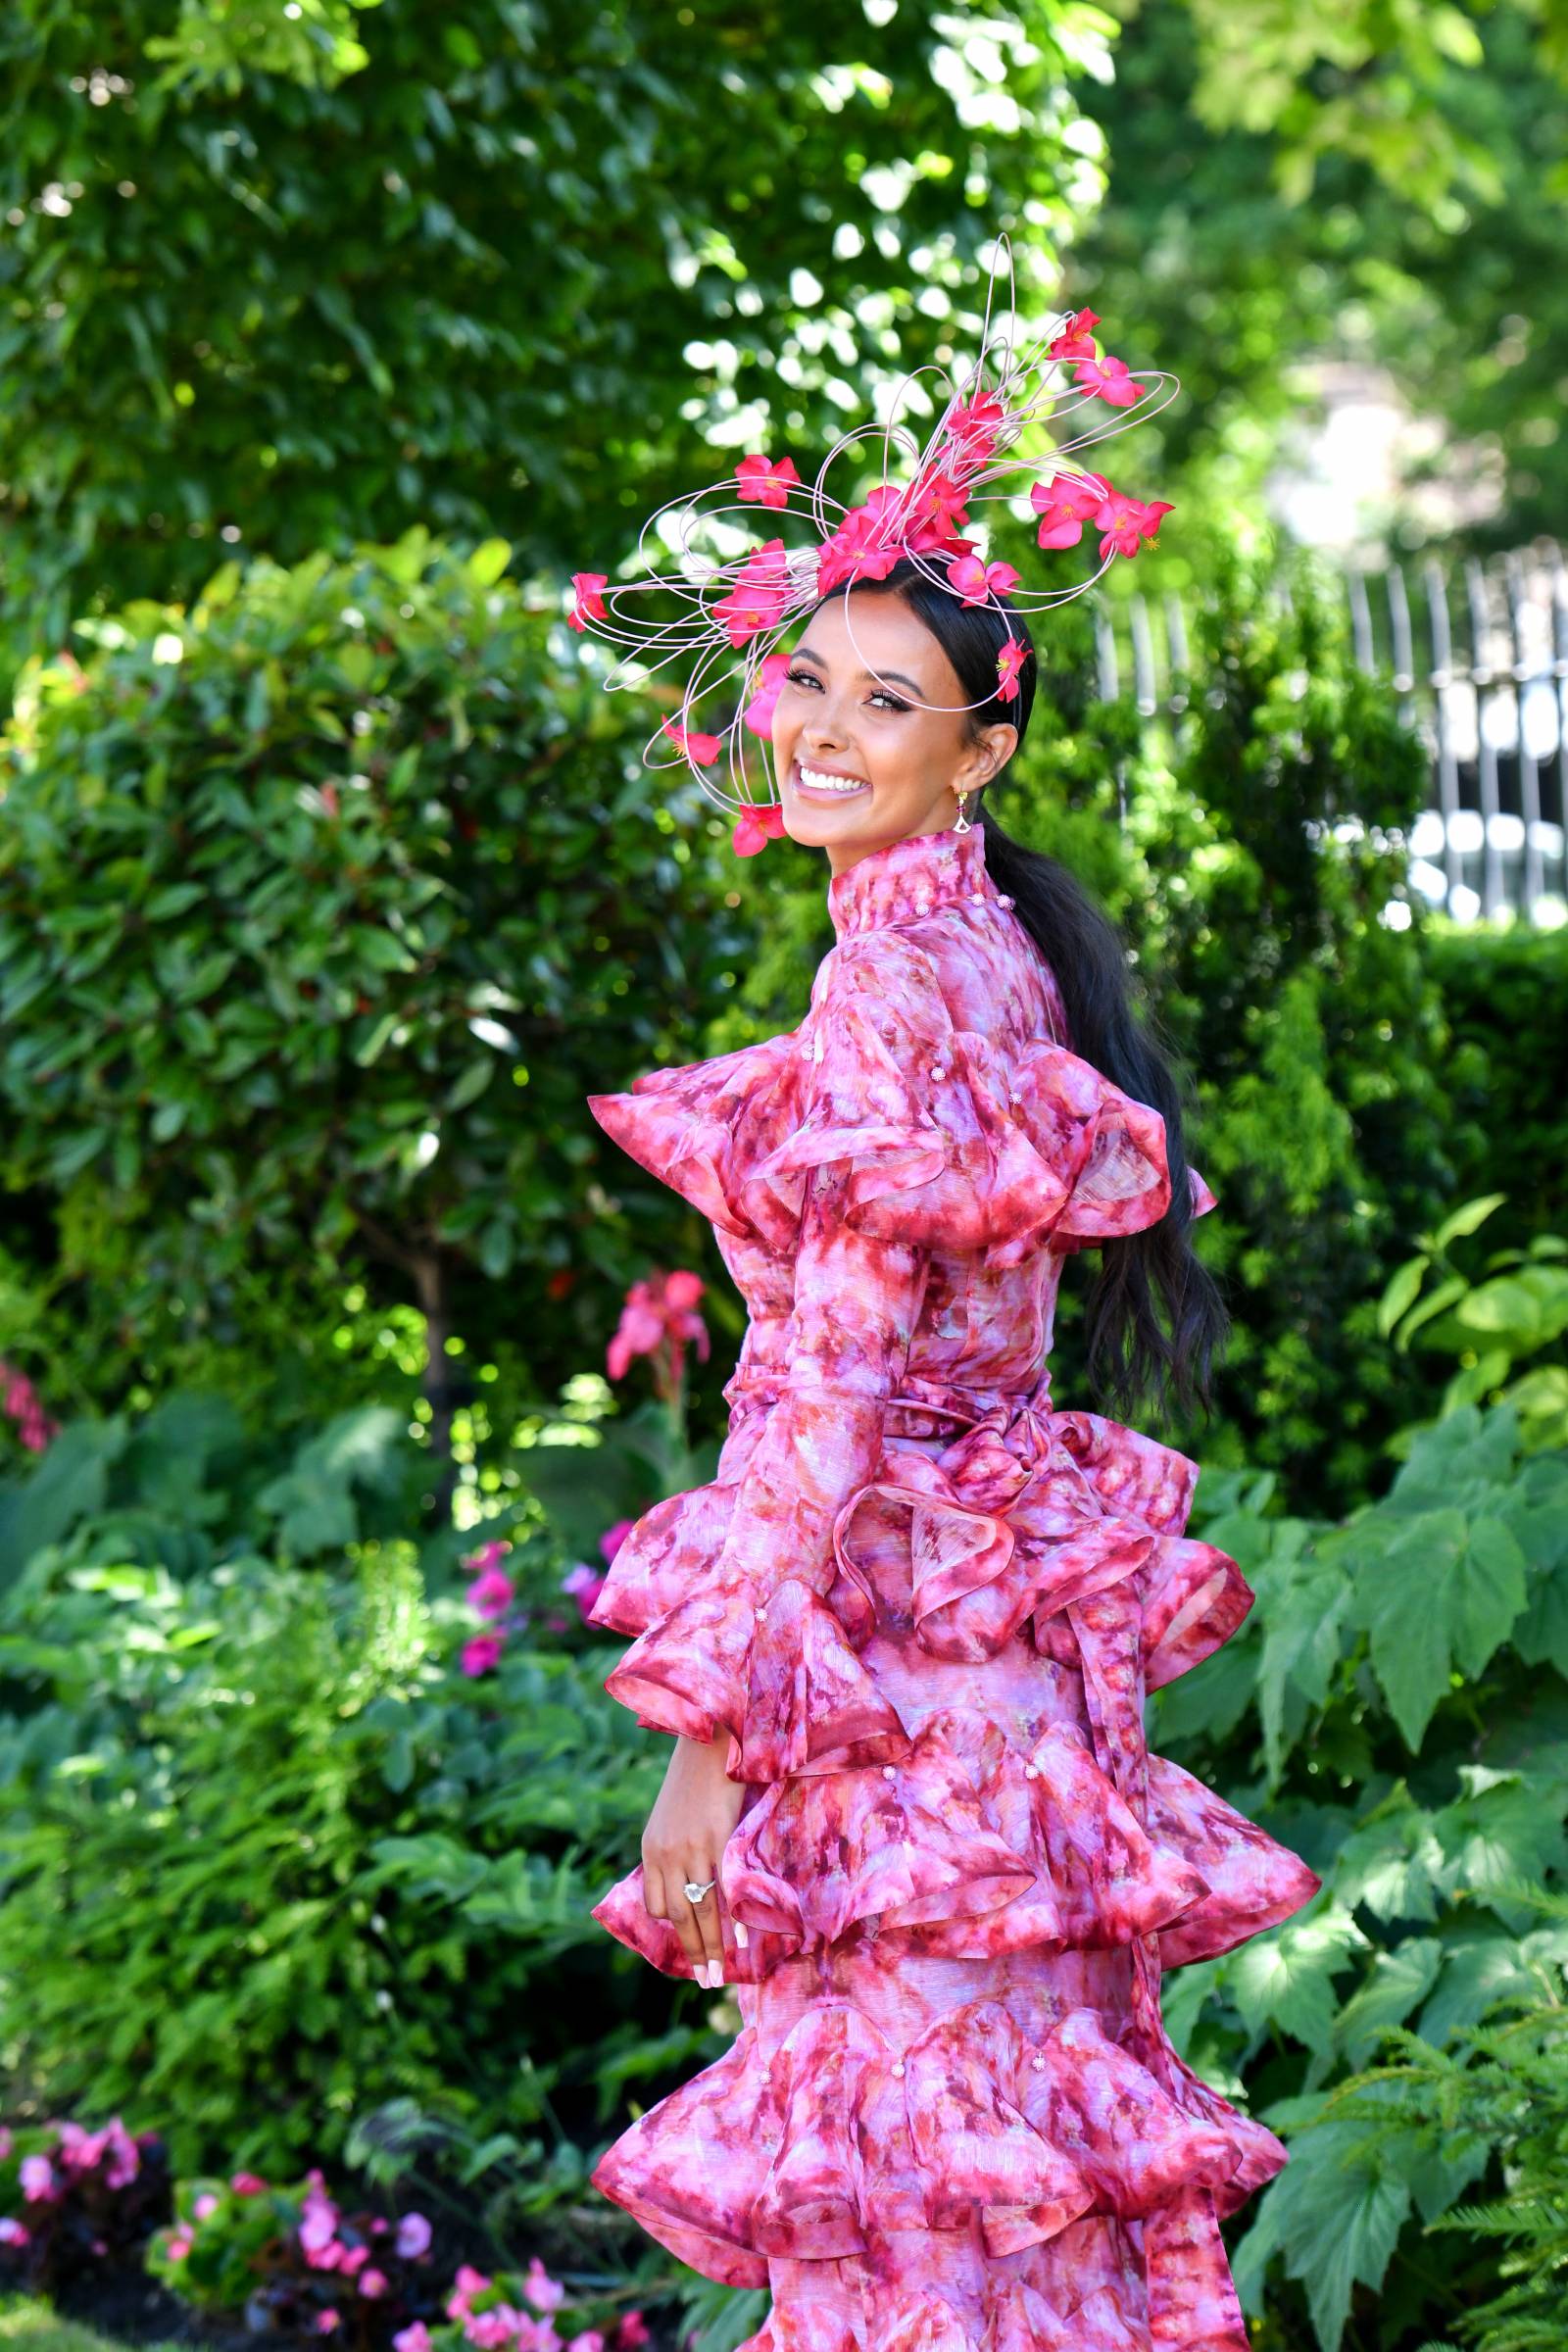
[583,823,1320,2352]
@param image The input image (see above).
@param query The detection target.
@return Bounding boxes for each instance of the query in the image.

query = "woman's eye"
[787,668,907,712]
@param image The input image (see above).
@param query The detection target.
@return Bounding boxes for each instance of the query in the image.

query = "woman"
[577,260,1321,2352]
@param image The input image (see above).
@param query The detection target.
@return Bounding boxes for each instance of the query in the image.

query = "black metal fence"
[1093,540,1568,926]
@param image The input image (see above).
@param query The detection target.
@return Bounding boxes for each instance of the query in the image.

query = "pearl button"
[1024,1764,1039,1779]
[999,894,1015,910]
[1030,2055,1046,2073]
[929,1064,946,1081]
[913,895,932,912]
[881,1764,897,1780]
[891,2061,906,2078]
[971,889,986,903]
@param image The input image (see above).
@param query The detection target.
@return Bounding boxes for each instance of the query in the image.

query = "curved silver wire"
[571,232,1182,816]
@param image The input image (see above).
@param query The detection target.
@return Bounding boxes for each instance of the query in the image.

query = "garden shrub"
[0,530,746,1499]
[0,1393,698,2192]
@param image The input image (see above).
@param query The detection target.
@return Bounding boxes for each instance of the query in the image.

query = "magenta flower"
[606,1269,709,1398]
[461,1633,505,1678]
[522,2257,564,2314]
[193,2192,220,2221]
[1072,350,1144,408]
[359,2268,390,2298]
[466,1565,515,1620]
[166,2230,194,2262]
[231,2171,268,2194]
[20,2156,55,2204]
[0,1357,58,1453]
[316,2313,341,2335]
[561,1562,607,1622]
[104,2119,141,2189]
[0,2219,29,2247]
[733,453,801,508]
[567,2334,605,2352]
[394,2329,433,2352]
[466,2306,525,2349]
[395,2210,432,2259]
[446,2264,492,2323]
[566,574,608,633]
[657,717,722,767]
[615,2316,650,2351]
[741,650,791,738]
[337,2243,369,2276]
[599,1519,634,1564]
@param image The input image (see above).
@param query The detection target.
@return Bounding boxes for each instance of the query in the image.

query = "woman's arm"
[637,1157,932,1982]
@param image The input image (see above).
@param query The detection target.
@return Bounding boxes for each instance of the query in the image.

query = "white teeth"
[798,762,866,793]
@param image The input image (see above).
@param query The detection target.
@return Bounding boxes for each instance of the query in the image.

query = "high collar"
[826,823,1009,940]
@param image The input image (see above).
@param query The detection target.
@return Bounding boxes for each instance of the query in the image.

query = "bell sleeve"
[593,1153,930,1786]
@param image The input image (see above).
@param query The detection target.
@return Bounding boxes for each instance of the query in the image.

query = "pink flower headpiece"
[567,235,1178,857]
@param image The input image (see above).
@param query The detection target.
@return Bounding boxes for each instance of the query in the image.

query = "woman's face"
[771,591,1017,876]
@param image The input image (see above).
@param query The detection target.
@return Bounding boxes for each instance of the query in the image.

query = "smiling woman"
[574,243,1317,2352]
[772,590,1018,863]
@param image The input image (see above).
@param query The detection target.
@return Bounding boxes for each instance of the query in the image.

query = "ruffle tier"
[592,1706,1316,1984]
[586,931,1216,1272]
[590,1991,1290,2285]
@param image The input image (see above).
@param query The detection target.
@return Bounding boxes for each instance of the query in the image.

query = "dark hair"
[806,556,1229,1429]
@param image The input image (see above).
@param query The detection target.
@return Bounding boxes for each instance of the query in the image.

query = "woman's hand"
[642,1729,747,1986]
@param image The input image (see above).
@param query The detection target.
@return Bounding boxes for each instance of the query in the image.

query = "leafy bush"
[1157,1382,1568,2348]
[0,1394,686,2189]
[0,530,743,1481]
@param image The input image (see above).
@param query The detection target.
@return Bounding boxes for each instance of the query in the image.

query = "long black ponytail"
[811,557,1230,1429]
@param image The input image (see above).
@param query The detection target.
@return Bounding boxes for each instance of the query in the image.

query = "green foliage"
[1377,1194,1568,1449]
[0,531,743,1461]
[0,1392,692,2189]
[1156,1382,1568,2347]
[1075,0,1568,566]
[0,0,1109,660]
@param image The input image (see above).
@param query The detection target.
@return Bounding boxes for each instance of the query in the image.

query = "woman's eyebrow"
[791,643,926,695]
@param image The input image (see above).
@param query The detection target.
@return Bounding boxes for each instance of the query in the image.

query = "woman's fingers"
[644,1852,728,1984]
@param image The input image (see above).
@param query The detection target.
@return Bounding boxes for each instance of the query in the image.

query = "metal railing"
[1093,541,1568,925]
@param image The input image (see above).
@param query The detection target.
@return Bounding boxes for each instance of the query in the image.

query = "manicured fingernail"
[696,1962,713,1987]
[710,1967,725,1986]
[734,1921,750,1948]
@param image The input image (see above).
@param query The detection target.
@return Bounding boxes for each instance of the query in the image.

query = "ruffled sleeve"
[747,931,1209,1272]
[590,1155,930,1784]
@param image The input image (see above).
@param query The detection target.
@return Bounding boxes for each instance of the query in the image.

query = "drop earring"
[952,788,974,835]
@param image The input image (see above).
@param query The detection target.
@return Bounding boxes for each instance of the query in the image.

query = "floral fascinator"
[566,234,1178,858]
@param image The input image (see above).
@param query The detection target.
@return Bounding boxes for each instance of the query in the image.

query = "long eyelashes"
[787,668,909,714]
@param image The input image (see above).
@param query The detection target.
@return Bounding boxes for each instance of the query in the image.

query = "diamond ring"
[682,1878,715,1904]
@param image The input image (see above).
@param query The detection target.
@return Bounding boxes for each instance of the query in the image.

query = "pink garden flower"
[614,2315,650,2351]
[0,2219,29,2248]
[359,2268,390,2298]
[231,2171,268,2194]
[606,1269,709,1398]
[561,1562,607,1621]
[393,2329,433,2352]
[316,2313,341,2334]
[466,1565,515,1620]
[395,2210,432,2259]
[166,2230,194,2262]
[193,2192,220,2221]
[461,1633,505,1677]
[446,2264,493,2324]
[522,2257,564,2313]
[20,2156,55,2204]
